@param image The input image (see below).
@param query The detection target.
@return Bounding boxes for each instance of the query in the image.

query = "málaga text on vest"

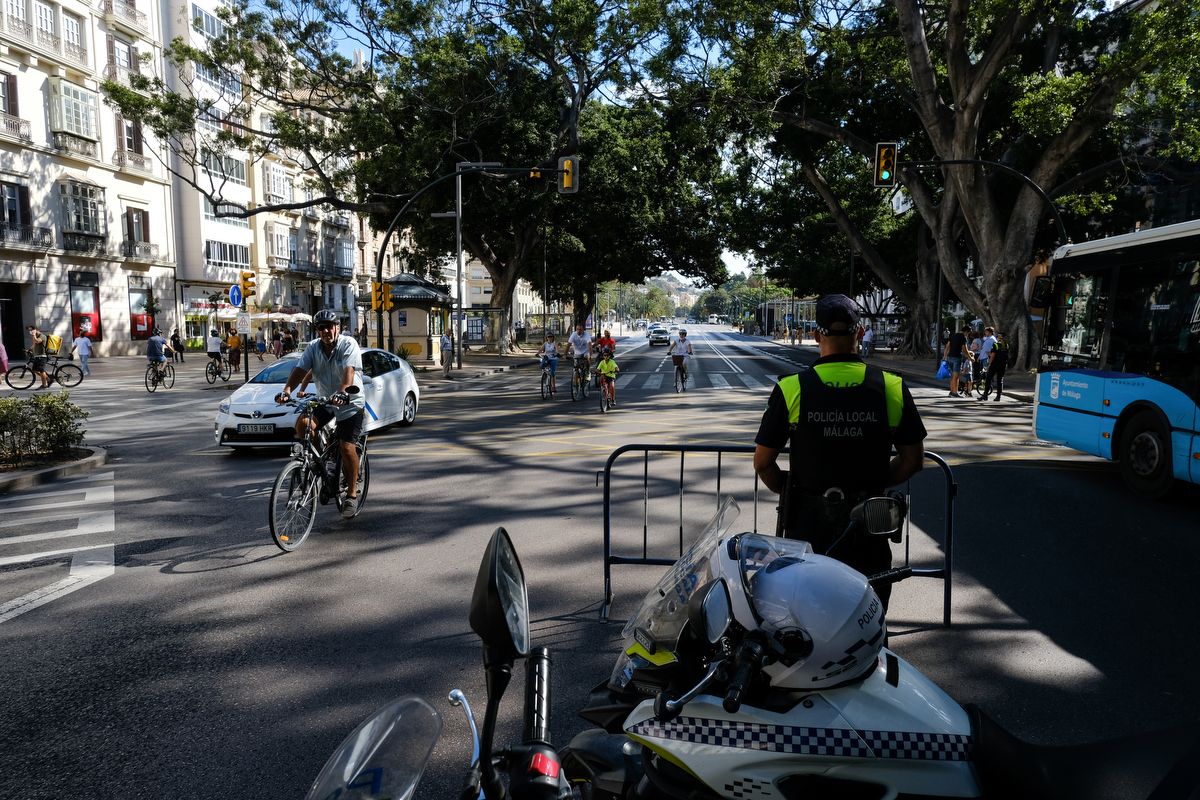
[807,409,879,437]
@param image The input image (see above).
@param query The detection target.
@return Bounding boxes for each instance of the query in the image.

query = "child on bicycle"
[595,347,619,406]
[537,333,559,397]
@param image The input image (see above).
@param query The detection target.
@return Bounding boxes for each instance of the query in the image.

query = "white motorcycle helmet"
[725,534,885,691]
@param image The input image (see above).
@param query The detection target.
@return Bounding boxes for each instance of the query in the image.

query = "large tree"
[106,0,721,350]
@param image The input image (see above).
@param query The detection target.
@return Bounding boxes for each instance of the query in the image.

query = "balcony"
[0,111,32,143]
[0,223,53,249]
[113,149,153,175]
[64,41,88,66]
[101,0,148,38]
[103,62,144,91]
[267,255,291,271]
[4,16,32,44]
[121,239,158,260]
[53,131,99,159]
[35,27,61,53]
[62,231,107,254]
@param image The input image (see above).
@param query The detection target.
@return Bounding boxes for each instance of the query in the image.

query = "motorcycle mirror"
[850,496,906,538]
[469,527,531,665]
[688,579,733,645]
[303,696,441,800]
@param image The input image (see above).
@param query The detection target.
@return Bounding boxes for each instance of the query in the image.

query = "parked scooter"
[303,499,1199,800]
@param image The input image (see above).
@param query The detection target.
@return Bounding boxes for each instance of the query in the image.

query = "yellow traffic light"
[383,283,396,312]
[240,270,256,300]
[558,155,580,194]
[873,142,898,188]
[370,280,383,312]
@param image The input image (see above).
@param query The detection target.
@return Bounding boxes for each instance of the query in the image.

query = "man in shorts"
[276,309,366,518]
[26,325,51,389]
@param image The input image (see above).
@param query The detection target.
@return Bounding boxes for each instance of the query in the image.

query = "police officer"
[753,295,927,607]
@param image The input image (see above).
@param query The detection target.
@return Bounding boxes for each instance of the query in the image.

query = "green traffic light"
[880,170,891,180]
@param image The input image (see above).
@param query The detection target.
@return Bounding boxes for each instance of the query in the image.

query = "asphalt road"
[1,325,1197,799]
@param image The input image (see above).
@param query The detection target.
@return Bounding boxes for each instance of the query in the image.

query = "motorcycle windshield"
[619,497,741,659]
[304,696,442,800]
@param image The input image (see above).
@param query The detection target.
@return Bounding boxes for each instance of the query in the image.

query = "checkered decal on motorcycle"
[629,717,970,761]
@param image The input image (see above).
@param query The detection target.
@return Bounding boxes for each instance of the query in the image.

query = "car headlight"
[218,402,230,414]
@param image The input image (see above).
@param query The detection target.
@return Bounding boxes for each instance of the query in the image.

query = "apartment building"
[1,0,176,356]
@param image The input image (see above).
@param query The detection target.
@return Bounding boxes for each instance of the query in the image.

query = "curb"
[0,445,109,494]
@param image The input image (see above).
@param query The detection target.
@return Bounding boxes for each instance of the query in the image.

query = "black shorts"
[31,356,46,372]
[312,406,365,443]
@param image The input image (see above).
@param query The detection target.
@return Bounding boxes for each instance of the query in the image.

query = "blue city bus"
[1034,218,1200,498]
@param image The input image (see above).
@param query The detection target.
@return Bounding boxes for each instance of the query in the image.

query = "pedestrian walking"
[71,331,93,375]
[440,331,453,378]
[169,328,185,363]
[26,324,52,389]
[979,326,997,372]
[282,328,295,354]
[942,323,971,397]
[979,332,1011,401]
[271,328,282,358]
[255,325,266,360]
[0,321,10,380]
[860,325,874,358]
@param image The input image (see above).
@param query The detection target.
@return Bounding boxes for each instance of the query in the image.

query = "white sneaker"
[340,495,359,518]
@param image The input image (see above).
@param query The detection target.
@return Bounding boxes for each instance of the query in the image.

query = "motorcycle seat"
[968,705,1200,800]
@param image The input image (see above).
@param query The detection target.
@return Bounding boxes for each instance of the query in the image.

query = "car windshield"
[620,497,740,656]
[249,357,300,384]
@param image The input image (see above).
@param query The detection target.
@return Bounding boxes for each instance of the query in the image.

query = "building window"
[191,4,225,39]
[200,149,247,185]
[205,240,250,269]
[125,207,149,242]
[51,79,99,140]
[128,275,153,340]
[0,72,15,116]
[109,36,136,72]
[117,116,143,154]
[69,271,102,341]
[263,164,293,204]
[1,182,31,226]
[5,0,27,23]
[203,197,249,226]
[34,1,54,38]
[59,182,105,234]
[62,13,82,50]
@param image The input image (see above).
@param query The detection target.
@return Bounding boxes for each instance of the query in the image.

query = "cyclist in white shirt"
[668,328,694,384]
[567,324,594,376]
[206,329,224,367]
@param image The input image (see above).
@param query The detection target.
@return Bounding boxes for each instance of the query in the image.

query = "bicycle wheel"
[541,371,550,400]
[571,372,582,401]
[599,383,609,413]
[145,365,158,393]
[205,361,218,384]
[339,439,370,517]
[580,369,589,399]
[55,363,84,388]
[5,366,34,390]
[221,360,232,381]
[163,364,175,389]
[269,460,319,551]
[675,366,684,393]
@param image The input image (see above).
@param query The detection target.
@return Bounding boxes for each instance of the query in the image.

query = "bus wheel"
[1118,411,1174,499]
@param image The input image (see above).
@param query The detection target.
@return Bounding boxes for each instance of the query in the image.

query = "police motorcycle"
[558,497,1200,800]
[302,502,1199,800]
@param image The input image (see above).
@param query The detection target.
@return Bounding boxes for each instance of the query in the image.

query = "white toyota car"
[213,347,420,448]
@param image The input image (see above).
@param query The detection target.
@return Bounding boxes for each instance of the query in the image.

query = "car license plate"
[237,423,275,434]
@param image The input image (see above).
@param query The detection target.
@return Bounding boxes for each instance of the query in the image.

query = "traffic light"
[383,283,396,312]
[558,155,580,194]
[873,142,898,188]
[239,271,256,301]
[370,280,383,312]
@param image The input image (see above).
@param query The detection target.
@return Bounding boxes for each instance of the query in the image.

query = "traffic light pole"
[901,158,1070,245]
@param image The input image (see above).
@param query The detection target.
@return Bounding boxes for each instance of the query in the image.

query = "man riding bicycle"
[206,329,224,367]
[537,333,560,397]
[567,323,593,379]
[275,309,367,518]
[146,328,174,373]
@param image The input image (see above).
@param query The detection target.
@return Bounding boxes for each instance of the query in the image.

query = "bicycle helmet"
[679,329,687,335]
[211,329,218,336]
[314,309,339,325]
[153,328,161,335]
[746,547,884,690]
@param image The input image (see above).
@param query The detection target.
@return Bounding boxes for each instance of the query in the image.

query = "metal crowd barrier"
[597,444,957,625]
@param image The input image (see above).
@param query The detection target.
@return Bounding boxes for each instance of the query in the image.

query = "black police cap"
[815,294,860,336]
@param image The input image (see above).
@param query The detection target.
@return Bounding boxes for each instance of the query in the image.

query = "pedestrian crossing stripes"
[0,471,117,625]
[451,372,774,393]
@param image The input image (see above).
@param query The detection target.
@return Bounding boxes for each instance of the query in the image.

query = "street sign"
[236,313,251,334]
[229,284,242,307]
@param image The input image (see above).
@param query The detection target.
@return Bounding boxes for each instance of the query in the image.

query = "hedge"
[0,392,89,467]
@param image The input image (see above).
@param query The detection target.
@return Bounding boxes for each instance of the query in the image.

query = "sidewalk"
[768,336,1035,403]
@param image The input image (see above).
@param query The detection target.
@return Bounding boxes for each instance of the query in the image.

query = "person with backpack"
[979,331,1011,401]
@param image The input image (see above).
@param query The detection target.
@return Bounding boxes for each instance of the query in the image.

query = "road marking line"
[0,485,114,514]
[644,374,663,390]
[709,374,730,389]
[739,375,765,389]
[0,544,115,625]
[704,339,744,373]
[0,511,115,544]
[0,543,116,567]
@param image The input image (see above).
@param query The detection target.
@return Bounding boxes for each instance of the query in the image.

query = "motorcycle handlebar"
[869,566,913,588]
[723,639,766,714]
[522,646,552,746]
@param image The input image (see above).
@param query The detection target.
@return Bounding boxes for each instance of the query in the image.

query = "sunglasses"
[316,324,337,331]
